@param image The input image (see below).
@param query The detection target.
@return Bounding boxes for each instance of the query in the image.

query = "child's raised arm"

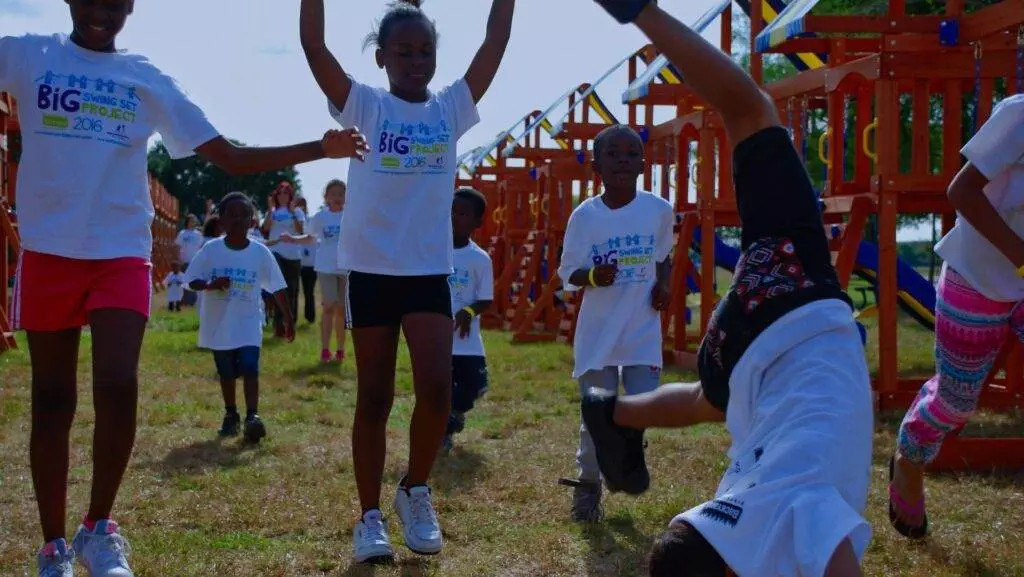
[463,0,516,103]
[301,0,354,114]
[594,0,778,145]
[195,128,367,176]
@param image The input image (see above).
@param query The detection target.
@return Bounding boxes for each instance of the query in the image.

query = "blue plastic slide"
[853,240,937,330]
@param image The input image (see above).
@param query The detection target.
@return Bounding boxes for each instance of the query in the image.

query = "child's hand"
[279,233,294,244]
[322,128,370,161]
[651,281,670,312]
[209,276,231,291]
[453,309,473,338]
[284,319,296,343]
[591,264,618,287]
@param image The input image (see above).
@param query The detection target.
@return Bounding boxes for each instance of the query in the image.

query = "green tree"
[147,141,301,223]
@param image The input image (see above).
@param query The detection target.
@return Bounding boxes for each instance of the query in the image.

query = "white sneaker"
[394,483,443,555]
[37,538,75,577]
[71,520,133,577]
[352,509,395,564]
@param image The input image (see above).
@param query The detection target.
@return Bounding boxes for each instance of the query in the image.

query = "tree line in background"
[147,141,299,224]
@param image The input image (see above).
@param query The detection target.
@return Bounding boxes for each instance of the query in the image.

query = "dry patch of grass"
[0,308,1022,576]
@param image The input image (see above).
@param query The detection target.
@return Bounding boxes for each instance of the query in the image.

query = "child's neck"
[454,237,471,249]
[224,234,250,250]
[600,188,638,210]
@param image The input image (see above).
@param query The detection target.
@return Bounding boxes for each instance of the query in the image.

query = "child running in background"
[281,179,349,364]
[301,0,515,563]
[295,196,319,325]
[581,2,873,575]
[889,94,1024,540]
[202,215,223,247]
[556,124,674,523]
[187,193,294,442]
[442,188,495,454]
[163,262,187,312]
[176,214,204,306]
[262,182,306,337]
[1,1,368,573]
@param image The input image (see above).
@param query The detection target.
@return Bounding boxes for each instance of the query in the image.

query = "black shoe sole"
[581,388,650,495]
[244,422,267,443]
[359,554,395,565]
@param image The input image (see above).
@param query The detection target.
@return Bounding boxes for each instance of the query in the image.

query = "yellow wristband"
[461,306,476,318]
[588,267,597,287]
[1017,265,1024,278]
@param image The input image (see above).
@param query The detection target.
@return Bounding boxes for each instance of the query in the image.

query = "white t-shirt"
[0,34,219,260]
[163,272,186,302]
[266,207,306,261]
[176,229,203,264]
[247,228,265,245]
[674,300,873,577]
[557,193,675,378]
[330,78,480,275]
[450,241,494,357]
[185,238,287,350]
[935,94,1024,302]
[301,245,316,268]
[307,209,344,273]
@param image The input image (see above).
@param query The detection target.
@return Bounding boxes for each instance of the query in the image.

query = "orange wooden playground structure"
[460,0,1024,472]
[0,92,180,354]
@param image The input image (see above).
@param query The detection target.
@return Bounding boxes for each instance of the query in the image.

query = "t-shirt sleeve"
[261,246,288,293]
[0,35,27,92]
[308,213,323,239]
[438,79,481,141]
[295,208,307,224]
[962,95,1024,181]
[477,253,495,301]
[329,77,378,130]
[558,208,590,290]
[150,72,221,159]
[184,247,209,284]
[654,202,675,263]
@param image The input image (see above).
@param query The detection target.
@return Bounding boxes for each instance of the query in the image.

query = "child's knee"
[648,522,726,577]
[237,348,261,379]
[356,386,396,420]
[31,386,77,422]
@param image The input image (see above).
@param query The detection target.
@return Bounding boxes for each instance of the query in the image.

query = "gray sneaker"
[72,520,133,577]
[37,538,75,577]
[571,481,604,523]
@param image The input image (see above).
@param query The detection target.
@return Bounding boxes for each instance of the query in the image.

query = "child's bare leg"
[219,376,236,408]
[825,538,862,577]
[242,374,259,413]
[401,313,453,485]
[352,325,399,512]
[28,329,81,542]
[320,302,336,351]
[335,308,347,351]
[631,3,779,144]
[613,383,724,430]
[87,308,145,522]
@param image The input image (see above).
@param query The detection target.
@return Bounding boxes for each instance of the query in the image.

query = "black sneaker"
[570,480,604,523]
[243,414,267,443]
[218,411,241,437]
[580,388,650,495]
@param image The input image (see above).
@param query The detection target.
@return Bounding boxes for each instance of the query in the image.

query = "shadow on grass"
[918,538,1010,577]
[285,362,348,380]
[580,514,652,577]
[337,557,432,577]
[432,445,488,493]
[144,437,262,477]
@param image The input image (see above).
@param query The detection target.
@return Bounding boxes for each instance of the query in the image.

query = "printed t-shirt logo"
[377,118,452,174]
[589,232,658,285]
[34,70,140,147]
[210,267,258,302]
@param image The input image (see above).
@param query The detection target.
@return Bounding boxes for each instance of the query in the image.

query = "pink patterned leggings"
[897,265,1024,465]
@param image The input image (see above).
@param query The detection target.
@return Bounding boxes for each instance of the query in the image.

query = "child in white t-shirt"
[281,179,348,364]
[556,125,675,523]
[443,188,495,454]
[300,0,514,563]
[163,263,186,312]
[187,193,292,443]
[2,6,368,573]
[176,214,204,307]
[261,182,306,338]
[294,196,319,325]
[889,94,1024,540]
[583,3,873,576]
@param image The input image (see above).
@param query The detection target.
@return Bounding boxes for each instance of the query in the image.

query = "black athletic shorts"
[347,271,452,328]
[697,126,852,413]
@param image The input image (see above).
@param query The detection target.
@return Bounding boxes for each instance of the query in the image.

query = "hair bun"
[402,0,423,7]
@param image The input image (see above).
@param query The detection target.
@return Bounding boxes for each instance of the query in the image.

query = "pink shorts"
[12,250,153,331]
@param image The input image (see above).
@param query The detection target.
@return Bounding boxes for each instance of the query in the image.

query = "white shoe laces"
[409,490,438,528]
[85,532,131,569]
[362,516,388,543]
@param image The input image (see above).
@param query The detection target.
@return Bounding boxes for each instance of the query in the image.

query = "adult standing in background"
[262,182,305,337]
[295,196,319,325]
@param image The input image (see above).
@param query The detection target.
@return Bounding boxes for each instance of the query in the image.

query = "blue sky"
[0,0,934,241]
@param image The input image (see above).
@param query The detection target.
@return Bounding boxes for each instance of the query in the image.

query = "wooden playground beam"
[802,14,947,35]
[762,37,882,55]
[960,0,1024,43]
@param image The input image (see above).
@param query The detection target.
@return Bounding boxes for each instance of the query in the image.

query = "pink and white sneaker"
[37,538,75,577]
[72,519,133,577]
[320,349,332,364]
[335,349,345,363]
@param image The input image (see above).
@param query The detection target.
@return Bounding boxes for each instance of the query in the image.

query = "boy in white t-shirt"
[281,179,349,364]
[3,3,368,575]
[176,214,203,306]
[301,0,514,563]
[163,262,186,312]
[187,193,293,443]
[442,188,495,454]
[888,94,1024,540]
[556,125,675,523]
[583,2,873,576]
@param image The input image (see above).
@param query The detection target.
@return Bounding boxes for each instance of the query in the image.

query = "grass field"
[1,304,1023,577]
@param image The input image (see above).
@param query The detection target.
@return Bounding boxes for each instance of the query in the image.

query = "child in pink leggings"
[891,93,1024,539]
